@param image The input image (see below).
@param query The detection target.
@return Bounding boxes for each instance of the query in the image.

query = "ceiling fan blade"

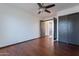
[45,9,51,13]
[37,3,42,8]
[38,11,41,14]
[45,4,55,8]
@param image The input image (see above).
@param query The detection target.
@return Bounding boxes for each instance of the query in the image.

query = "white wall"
[58,5,79,16]
[0,4,40,47]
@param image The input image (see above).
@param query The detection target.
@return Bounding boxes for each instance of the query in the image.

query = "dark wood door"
[58,13,79,45]
[54,18,57,40]
[59,16,68,43]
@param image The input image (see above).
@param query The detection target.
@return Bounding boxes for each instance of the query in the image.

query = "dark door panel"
[58,13,79,45]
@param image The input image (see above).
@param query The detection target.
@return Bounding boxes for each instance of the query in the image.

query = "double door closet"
[59,12,79,45]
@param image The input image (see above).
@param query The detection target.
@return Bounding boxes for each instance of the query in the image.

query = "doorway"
[40,19,54,39]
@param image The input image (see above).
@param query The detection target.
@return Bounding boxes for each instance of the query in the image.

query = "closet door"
[40,21,46,36]
[71,13,79,44]
[59,16,68,43]
[65,13,79,44]
[66,15,74,43]
[59,15,75,43]
[59,13,79,45]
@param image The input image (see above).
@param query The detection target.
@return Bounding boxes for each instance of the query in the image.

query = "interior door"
[40,20,54,39]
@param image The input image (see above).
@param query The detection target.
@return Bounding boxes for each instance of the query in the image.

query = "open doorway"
[40,19,54,39]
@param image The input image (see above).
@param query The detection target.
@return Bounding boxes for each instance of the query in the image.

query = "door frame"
[40,19,54,38]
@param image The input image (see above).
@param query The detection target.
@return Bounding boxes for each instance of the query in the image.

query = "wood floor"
[0,37,79,56]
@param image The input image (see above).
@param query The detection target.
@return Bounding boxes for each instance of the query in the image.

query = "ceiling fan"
[37,3,55,14]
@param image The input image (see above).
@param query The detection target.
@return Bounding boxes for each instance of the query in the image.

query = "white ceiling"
[7,3,79,12]
[4,3,79,19]
[55,3,79,11]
